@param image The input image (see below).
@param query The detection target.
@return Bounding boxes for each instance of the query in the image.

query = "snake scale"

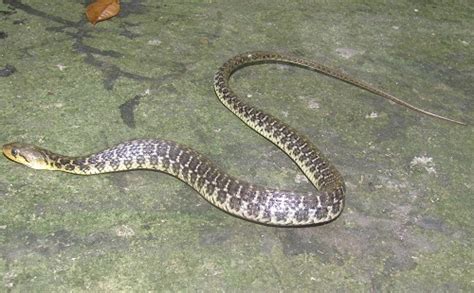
[2,51,465,226]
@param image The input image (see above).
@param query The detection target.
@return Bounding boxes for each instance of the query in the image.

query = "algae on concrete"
[0,0,472,291]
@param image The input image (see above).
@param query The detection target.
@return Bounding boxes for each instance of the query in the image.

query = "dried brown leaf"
[86,0,120,25]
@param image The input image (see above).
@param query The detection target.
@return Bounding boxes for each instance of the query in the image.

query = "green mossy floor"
[0,1,472,291]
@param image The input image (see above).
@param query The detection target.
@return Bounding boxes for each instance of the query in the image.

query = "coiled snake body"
[2,52,465,226]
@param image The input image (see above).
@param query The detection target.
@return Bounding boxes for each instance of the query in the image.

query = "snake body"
[2,52,465,226]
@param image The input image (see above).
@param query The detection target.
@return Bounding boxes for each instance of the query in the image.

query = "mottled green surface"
[0,0,472,291]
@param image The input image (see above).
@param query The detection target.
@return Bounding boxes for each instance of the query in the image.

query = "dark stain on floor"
[119,94,142,128]
[0,64,16,77]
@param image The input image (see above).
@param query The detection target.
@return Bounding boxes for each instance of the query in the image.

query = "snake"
[2,51,466,226]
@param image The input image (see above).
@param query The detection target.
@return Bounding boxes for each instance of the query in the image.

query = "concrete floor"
[0,0,472,291]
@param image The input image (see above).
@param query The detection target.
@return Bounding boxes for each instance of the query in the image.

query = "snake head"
[2,142,54,170]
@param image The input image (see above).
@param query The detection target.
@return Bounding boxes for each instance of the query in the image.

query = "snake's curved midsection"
[210,52,347,225]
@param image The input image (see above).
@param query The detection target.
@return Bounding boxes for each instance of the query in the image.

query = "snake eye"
[11,148,19,157]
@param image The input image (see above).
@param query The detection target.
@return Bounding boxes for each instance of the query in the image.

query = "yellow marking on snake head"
[2,142,55,170]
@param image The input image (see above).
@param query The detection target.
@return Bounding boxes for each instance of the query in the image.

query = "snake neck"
[46,140,185,175]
